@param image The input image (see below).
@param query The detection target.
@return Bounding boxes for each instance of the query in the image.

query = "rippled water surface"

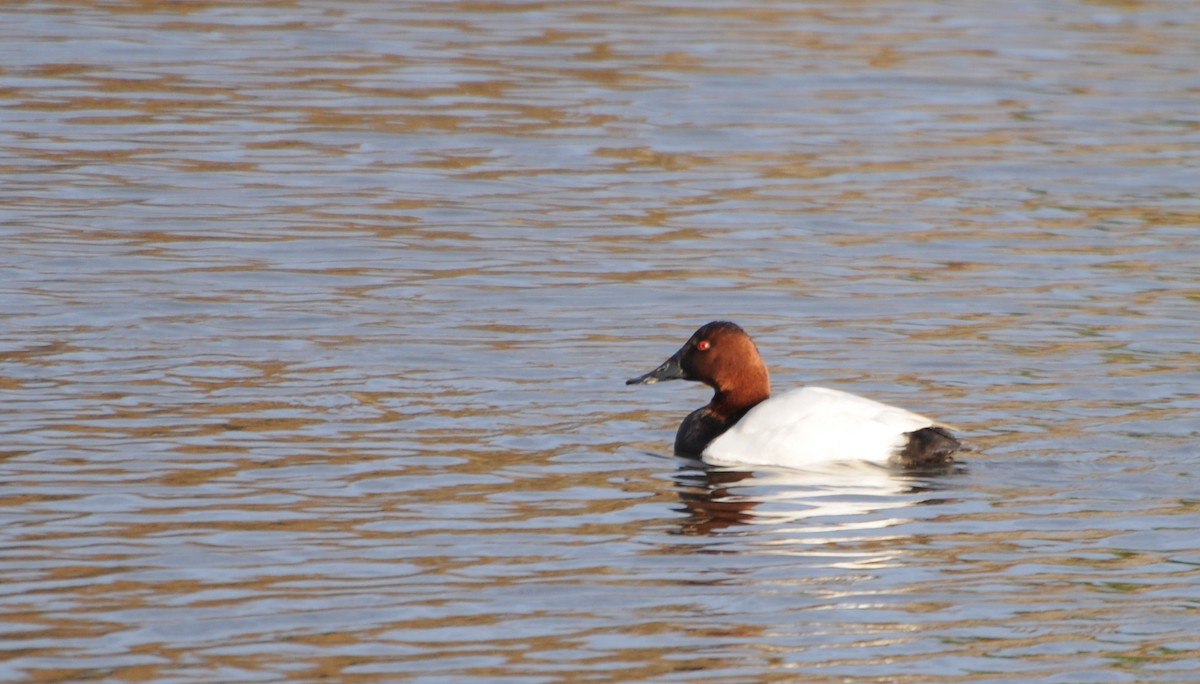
[2,0,1199,681]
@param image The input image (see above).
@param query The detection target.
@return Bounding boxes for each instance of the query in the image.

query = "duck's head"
[626,321,770,397]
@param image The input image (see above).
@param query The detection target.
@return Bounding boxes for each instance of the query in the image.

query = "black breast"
[673,407,734,458]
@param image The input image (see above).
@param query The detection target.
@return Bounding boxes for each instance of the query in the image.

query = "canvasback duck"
[627,321,961,468]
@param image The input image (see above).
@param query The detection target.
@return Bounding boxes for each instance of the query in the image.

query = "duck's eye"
[697,340,711,351]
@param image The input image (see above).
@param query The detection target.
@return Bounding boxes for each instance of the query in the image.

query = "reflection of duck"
[628,321,963,469]
[673,466,759,534]
[672,460,961,536]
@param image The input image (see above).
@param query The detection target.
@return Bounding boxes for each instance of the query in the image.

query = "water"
[2,0,1199,681]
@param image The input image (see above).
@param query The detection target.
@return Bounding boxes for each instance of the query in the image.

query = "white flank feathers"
[702,386,936,468]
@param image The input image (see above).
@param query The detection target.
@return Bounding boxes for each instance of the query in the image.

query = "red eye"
[697,340,711,351]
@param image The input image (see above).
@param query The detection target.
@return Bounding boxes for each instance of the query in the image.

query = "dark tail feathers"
[897,426,961,467]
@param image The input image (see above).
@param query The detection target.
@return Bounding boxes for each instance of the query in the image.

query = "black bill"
[626,349,686,385]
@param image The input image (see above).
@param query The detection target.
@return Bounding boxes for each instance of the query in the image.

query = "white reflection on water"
[673,460,945,531]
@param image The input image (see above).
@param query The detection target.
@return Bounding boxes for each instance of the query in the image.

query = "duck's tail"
[897,426,962,467]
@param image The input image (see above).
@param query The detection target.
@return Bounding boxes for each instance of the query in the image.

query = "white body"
[702,386,937,468]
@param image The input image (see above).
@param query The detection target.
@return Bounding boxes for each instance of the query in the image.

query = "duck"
[626,321,961,468]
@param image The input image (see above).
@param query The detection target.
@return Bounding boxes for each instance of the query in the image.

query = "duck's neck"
[708,365,770,424]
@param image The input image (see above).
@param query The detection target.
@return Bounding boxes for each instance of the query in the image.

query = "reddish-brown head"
[627,321,771,407]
